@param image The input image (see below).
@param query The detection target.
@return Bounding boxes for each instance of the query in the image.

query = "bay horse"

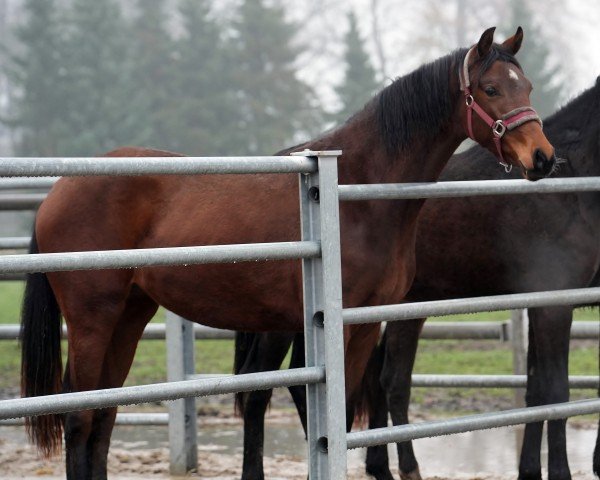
[20,27,554,479]
[363,77,600,480]
[233,28,556,480]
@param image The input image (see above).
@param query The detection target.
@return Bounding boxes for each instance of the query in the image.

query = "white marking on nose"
[508,68,519,81]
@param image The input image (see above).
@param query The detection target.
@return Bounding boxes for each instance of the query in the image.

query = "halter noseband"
[459,46,542,173]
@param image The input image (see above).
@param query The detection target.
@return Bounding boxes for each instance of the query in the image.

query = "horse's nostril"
[534,148,547,171]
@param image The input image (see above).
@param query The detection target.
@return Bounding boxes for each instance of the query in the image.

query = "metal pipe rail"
[411,374,599,389]
[0,412,170,426]
[0,193,46,210]
[346,397,600,450]
[0,241,320,274]
[343,287,600,324]
[1,320,598,341]
[0,177,57,190]
[338,176,600,201]
[0,156,317,176]
[0,366,325,420]
[0,237,30,249]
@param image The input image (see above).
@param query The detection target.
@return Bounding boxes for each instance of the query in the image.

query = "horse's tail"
[233,331,257,415]
[20,226,64,457]
[354,329,387,426]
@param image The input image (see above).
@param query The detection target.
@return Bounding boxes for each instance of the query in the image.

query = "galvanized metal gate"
[1,152,600,479]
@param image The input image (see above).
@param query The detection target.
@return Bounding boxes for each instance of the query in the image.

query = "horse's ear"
[476,27,496,58]
[502,26,524,55]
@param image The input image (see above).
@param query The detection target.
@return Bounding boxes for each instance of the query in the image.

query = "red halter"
[459,46,542,173]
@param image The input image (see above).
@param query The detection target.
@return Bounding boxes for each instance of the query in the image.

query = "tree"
[58,0,139,155]
[164,0,239,155]
[334,11,379,124]
[128,0,175,150]
[229,0,324,154]
[502,0,564,117]
[3,0,68,155]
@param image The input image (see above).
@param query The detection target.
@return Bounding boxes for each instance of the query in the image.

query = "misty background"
[0,0,598,235]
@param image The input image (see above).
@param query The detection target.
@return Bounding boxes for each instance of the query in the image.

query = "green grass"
[2,280,599,411]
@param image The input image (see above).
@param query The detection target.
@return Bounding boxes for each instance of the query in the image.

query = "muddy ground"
[1,389,599,479]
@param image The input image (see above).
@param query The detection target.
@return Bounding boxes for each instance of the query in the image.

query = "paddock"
[0,153,600,479]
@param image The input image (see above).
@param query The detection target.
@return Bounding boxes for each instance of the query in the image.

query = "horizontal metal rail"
[0,241,320,274]
[0,193,45,210]
[1,320,597,341]
[0,237,30,249]
[346,397,600,449]
[0,177,57,190]
[411,374,599,389]
[0,366,325,420]
[0,156,317,176]
[343,287,600,324]
[338,177,600,201]
[0,412,169,426]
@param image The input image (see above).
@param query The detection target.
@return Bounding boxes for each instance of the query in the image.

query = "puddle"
[1,420,597,477]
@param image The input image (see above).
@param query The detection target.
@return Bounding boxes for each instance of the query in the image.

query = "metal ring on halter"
[493,120,507,138]
[499,161,512,173]
[465,95,474,107]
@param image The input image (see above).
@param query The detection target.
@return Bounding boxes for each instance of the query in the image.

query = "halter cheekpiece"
[459,46,542,173]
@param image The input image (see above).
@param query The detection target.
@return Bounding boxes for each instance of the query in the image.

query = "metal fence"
[0,155,600,479]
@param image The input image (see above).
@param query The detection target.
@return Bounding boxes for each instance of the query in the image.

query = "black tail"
[20,226,63,457]
[233,331,259,415]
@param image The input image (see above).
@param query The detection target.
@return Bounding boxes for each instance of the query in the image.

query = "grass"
[1,280,599,412]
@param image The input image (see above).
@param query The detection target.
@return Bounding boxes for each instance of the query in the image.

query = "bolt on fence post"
[166,311,198,475]
[295,149,347,479]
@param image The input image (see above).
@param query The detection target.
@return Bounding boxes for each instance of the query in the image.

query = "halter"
[459,46,542,173]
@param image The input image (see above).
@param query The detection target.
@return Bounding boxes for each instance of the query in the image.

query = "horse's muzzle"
[524,148,556,181]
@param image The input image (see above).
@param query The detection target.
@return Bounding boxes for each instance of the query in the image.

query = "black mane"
[376,45,520,155]
[543,77,600,148]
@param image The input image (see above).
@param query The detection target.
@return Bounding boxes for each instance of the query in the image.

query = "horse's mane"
[542,76,600,148]
[376,45,520,155]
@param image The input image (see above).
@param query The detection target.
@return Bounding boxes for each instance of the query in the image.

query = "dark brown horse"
[20,27,554,479]
[363,77,600,480]
[233,29,557,480]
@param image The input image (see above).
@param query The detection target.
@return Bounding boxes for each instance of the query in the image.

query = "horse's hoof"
[518,472,542,480]
[400,466,422,480]
[365,466,395,480]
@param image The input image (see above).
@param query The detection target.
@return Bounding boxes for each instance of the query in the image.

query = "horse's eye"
[484,86,499,97]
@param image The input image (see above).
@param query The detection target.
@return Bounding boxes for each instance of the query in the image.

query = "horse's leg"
[88,288,158,479]
[238,331,295,480]
[287,333,308,437]
[62,302,126,480]
[380,319,424,480]
[519,307,572,480]
[364,331,394,480]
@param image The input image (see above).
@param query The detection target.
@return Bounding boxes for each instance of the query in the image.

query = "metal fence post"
[166,311,198,475]
[296,149,347,479]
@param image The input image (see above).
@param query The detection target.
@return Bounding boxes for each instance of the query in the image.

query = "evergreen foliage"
[334,11,379,124]
[229,0,323,154]
[4,0,67,155]
[1,0,325,156]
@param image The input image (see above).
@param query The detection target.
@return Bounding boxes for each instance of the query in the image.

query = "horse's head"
[458,27,556,181]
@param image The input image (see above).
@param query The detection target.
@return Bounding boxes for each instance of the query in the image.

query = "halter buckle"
[493,120,507,138]
[499,160,512,173]
[465,94,474,107]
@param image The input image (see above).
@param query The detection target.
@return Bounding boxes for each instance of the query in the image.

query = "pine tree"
[165,0,238,155]
[229,0,324,154]
[334,11,379,124]
[58,0,139,155]
[3,0,68,155]
[504,1,563,117]
[128,0,174,150]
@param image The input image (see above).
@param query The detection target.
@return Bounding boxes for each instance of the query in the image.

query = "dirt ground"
[1,391,599,479]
